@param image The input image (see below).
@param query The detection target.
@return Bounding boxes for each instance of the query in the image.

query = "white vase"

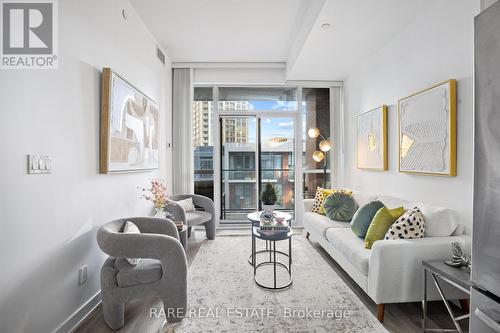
[154,207,164,217]
[262,204,274,215]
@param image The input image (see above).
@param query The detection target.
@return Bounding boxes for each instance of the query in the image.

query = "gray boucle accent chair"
[97,217,187,330]
[166,194,215,240]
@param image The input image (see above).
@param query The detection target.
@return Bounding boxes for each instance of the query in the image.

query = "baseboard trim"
[54,291,101,333]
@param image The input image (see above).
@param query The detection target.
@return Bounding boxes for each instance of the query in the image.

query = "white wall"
[341,0,479,230]
[0,1,171,332]
[193,67,286,85]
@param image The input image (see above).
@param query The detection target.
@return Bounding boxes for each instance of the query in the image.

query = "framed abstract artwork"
[398,79,456,176]
[356,105,388,170]
[99,68,160,173]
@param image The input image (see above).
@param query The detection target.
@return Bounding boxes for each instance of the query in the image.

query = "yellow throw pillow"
[311,187,353,215]
[364,206,404,249]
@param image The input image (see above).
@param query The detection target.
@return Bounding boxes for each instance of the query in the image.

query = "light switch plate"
[28,155,52,174]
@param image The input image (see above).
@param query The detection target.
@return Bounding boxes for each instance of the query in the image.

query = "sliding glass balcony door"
[260,117,294,215]
[219,115,295,224]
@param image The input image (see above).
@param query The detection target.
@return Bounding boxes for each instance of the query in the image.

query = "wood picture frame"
[356,105,388,171]
[99,68,160,173]
[398,79,457,176]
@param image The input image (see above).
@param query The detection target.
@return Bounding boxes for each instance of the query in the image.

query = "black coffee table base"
[248,240,289,265]
[252,235,292,290]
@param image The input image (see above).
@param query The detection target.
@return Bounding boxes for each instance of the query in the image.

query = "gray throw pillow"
[323,192,359,222]
[350,200,385,238]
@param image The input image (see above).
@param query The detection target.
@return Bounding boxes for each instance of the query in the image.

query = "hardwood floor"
[75,229,468,333]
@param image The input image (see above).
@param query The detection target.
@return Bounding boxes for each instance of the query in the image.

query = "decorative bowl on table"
[275,216,285,224]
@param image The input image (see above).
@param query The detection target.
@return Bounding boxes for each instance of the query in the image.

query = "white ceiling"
[287,0,430,80]
[131,0,433,80]
[131,0,308,62]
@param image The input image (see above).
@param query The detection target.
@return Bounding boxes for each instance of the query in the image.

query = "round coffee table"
[252,225,293,290]
[247,211,292,265]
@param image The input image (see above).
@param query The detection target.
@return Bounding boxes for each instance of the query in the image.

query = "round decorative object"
[322,192,358,222]
[319,139,332,152]
[308,127,320,138]
[312,150,324,162]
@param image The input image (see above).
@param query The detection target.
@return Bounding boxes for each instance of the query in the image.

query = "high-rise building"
[192,101,213,147]
[192,100,251,147]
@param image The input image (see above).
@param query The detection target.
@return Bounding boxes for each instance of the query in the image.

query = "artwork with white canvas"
[356,105,387,170]
[100,68,160,173]
[398,80,456,176]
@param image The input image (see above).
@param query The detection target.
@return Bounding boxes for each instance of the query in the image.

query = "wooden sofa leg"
[376,304,385,322]
[305,232,310,239]
[459,299,470,314]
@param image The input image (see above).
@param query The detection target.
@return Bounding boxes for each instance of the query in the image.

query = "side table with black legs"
[250,218,293,290]
[246,211,292,266]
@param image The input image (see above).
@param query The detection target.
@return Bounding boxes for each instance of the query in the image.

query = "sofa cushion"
[304,212,350,237]
[185,211,212,227]
[311,187,353,215]
[325,228,371,276]
[350,201,385,238]
[351,190,378,207]
[115,258,162,288]
[411,202,458,237]
[376,195,410,209]
[365,206,405,249]
[385,207,425,240]
[312,187,335,215]
[323,192,358,222]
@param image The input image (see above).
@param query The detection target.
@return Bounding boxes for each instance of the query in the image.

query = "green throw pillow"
[323,192,359,222]
[364,206,404,249]
[350,200,385,238]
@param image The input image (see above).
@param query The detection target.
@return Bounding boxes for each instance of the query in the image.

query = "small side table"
[246,211,292,265]
[422,260,472,333]
[252,225,293,290]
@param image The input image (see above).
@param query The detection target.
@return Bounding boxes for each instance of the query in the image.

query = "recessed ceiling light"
[321,23,332,31]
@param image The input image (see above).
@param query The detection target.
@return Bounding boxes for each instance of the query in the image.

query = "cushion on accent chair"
[364,206,404,249]
[350,200,385,238]
[385,207,425,240]
[174,198,196,212]
[122,221,142,265]
[323,192,359,222]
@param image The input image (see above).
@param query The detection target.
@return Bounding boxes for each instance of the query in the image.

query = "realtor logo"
[1,0,58,69]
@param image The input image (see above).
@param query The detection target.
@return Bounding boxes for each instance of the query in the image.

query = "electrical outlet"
[79,265,87,285]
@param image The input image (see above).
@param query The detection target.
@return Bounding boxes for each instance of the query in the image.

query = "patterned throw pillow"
[385,207,425,240]
[312,187,334,214]
[311,187,353,215]
[323,191,359,222]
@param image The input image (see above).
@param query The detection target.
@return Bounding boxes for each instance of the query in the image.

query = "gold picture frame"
[100,68,160,174]
[398,79,457,176]
[356,105,388,171]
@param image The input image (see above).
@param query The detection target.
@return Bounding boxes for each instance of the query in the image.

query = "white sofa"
[303,190,471,321]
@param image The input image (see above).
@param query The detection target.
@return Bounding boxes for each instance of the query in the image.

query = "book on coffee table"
[259,221,290,235]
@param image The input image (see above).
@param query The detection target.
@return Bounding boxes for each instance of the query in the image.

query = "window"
[193,87,214,200]
[302,88,331,198]
[218,87,297,111]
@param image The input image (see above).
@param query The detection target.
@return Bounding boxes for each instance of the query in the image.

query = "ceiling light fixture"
[321,23,332,31]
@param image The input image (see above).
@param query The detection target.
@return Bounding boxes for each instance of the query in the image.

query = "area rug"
[162,234,387,333]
